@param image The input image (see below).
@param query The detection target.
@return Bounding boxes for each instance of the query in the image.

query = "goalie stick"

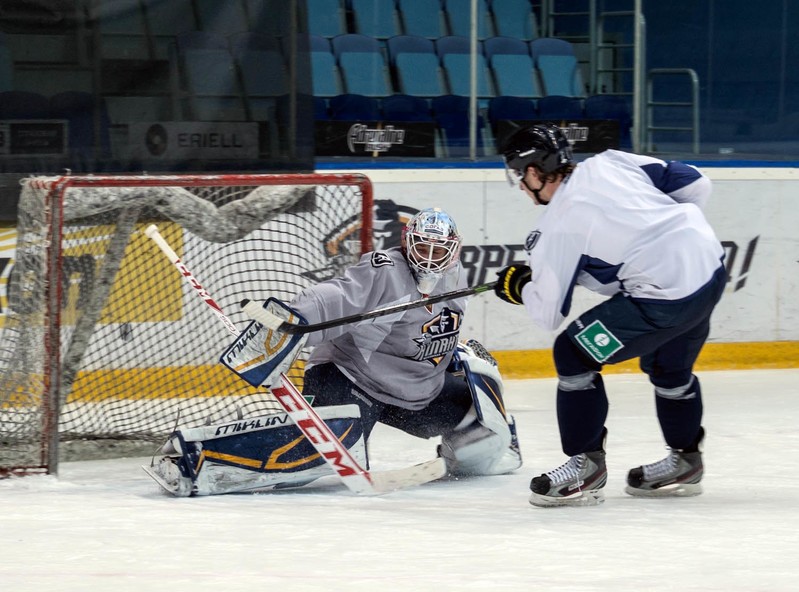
[240,281,497,335]
[144,224,445,495]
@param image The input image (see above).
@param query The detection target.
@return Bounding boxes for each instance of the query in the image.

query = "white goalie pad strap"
[219,297,308,388]
[166,404,362,448]
[454,341,511,450]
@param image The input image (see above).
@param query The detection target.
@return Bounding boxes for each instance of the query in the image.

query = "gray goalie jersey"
[290,247,468,410]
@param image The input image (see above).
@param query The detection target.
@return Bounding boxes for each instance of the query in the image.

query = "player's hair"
[501,124,575,182]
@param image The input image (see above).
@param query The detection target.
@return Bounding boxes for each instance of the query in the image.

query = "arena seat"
[530,37,585,97]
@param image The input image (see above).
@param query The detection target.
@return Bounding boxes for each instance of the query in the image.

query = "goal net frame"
[0,173,373,478]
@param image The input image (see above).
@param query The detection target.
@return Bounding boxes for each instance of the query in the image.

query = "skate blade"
[625,482,703,498]
[529,488,605,508]
[142,464,192,497]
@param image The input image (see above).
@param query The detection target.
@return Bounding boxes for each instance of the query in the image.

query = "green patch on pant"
[575,320,623,363]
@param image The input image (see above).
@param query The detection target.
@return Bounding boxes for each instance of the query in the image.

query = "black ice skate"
[529,449,607,507]
[625,428,704,498]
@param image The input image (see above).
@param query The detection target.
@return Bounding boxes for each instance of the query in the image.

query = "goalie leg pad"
[441,340,522,476]
[146,404,366,496]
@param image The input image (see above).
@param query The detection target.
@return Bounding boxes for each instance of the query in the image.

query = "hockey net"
[0,173,373,477]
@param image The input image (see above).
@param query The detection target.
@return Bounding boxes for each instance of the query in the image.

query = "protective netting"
[0,173,372,475]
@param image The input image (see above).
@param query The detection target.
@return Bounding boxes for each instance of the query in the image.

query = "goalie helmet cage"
[0,173,373,478]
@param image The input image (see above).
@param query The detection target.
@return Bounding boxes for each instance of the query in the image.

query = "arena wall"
[1,167,796,378]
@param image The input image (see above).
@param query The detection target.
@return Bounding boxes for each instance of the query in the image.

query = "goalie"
[149,208,521,496]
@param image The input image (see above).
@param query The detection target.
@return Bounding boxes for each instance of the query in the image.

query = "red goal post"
[0,173,373,477]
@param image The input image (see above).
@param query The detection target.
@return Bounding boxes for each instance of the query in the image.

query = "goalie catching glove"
[495,265,532,305]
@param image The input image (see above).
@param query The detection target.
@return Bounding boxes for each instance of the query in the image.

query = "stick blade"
[368,458,447,494]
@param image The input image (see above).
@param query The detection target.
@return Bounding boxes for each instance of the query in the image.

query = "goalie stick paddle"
[144,224,445,495]
[240,281,498,335]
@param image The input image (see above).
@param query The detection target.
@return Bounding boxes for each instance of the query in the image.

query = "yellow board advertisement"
[1,221,184,326]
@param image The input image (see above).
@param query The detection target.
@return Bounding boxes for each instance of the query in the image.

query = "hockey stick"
[240,281,497,335]
[144,224,445,495]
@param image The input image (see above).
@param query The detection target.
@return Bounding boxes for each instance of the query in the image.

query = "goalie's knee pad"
[441,340,523,477]
[145,405,366,496]
[439,416,522,477]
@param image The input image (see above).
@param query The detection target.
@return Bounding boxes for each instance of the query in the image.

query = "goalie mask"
[401,208,462,294]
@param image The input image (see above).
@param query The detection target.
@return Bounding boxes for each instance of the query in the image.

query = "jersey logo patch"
[574,320,623,363]
[412,307,461,366]
[371,251,394,267]
[525,230,541,253]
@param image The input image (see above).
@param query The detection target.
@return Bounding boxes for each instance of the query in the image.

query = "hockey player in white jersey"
[495,124,725,507]
[294,207,521,479]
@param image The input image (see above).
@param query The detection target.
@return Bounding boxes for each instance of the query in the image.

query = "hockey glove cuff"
[495,265,532,305]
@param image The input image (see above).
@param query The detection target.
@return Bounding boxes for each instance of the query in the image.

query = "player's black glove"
[495,265,532,305]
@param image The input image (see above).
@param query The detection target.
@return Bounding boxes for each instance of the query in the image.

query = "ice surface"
[2,370,798,592]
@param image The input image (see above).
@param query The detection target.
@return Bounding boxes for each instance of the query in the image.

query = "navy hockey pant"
[304,363,473,441]
[553,264,726,455]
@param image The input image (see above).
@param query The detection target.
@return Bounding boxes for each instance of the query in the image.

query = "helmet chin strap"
[522,176,549,205]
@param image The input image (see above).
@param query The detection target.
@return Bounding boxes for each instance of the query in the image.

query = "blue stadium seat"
[488,95,537,123]
[397,0,447,39]
[537,95,583,119]
[329,93,382,120]
[490,0,539,40]
[585,94,632,148]
[387,35,446,98]
[307,0,347,38]
[484,36,541,98]
[331,34,392,97]
[484,35,530,61]
[382,93,433,122]
[435,36,494,101]
[432,94,486,157]
[487,95,537,147]
[350,0,401,39]
[314,96,330,120]
[530,37,585,97]
[175,31,246,121]
[194,0,249,35]
[443,0,494,39]
[310,35,343,97]
[231,32,288,121]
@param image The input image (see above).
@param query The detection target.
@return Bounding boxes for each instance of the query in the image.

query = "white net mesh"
[0,173,372,475]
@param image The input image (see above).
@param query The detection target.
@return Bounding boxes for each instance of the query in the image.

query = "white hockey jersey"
[521,150,725,331]
[290,247,468,410]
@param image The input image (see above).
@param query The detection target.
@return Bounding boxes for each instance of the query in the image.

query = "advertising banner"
[129,122,260,160]
[315,121,436,157]
[495,119,621,152]
[0,120,67,155]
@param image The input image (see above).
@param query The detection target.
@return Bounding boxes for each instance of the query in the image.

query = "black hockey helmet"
[500,124,574,178]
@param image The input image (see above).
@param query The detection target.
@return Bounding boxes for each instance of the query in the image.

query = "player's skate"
[529,448,607,507]
[144,454,193,497]
[625,428,704,498]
